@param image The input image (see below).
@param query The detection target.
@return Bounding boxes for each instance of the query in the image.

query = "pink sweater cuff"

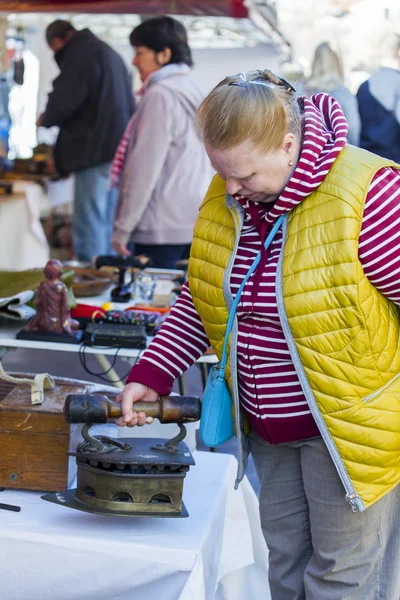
[126,361,174,396]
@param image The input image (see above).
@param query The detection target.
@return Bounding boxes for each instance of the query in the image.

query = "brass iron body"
[42,394,201,518]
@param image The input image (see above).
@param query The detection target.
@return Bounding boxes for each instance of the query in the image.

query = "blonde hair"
[310,42,344,83]
[196,69,302,153]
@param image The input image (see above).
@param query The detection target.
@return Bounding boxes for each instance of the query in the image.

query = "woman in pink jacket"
[111,16,212,269]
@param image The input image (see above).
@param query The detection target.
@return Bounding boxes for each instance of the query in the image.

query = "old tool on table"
[42,393,201,518]
[94,255,151,303]
[64,394,201,424]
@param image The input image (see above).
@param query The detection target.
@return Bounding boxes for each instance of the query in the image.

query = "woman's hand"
[115,382,159,427]
[112,239,131,257]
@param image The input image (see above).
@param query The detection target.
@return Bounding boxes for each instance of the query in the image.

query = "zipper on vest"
[362,372,400,403]
[276,217,365,512]
[223,202,242,311]
[345,492,361,512]
[225,200,249,488]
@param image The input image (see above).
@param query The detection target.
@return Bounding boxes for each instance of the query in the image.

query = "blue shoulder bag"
[200,214,285,447]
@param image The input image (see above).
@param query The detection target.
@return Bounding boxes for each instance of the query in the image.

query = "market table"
[0,181,49,270]
[0,451,270,600]
[0,319,217,385]
[0,279,218,388]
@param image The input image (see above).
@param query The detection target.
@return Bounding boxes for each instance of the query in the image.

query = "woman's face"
[132,45,170,82]
[205,134,298,204]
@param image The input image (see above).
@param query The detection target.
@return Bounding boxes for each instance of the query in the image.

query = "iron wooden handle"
[64,394,201,424]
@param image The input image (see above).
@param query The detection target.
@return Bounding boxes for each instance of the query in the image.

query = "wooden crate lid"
[0,376,88,415]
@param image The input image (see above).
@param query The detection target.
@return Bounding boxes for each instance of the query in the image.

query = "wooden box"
[0,375,118,492]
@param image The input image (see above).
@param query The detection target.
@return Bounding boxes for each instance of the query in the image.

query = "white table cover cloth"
[0,451,271,600]
[0,182,49,270]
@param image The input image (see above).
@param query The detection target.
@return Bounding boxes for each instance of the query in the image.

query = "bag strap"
[218,213,285,375]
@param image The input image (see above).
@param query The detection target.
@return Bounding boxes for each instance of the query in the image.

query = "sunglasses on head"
[228,74,296,93]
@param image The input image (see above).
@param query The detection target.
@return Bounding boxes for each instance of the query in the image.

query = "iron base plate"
[41,489,189,518]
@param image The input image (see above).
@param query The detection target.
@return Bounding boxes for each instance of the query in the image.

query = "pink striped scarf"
[109,70,153,190]
[109,114,136,189]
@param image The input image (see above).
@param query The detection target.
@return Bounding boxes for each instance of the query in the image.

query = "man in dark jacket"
[357,33,400,163]
[39,20,135,262]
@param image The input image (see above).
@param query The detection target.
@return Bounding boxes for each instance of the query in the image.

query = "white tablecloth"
[0,182,49,270]
[0,451,270,600]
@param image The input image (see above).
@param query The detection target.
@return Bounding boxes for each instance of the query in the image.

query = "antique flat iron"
[41,393,201,518]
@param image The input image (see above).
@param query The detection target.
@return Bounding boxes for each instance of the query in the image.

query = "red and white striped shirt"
[127,94,400,444]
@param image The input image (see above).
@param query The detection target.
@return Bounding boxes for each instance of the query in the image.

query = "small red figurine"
[23,259,79,335]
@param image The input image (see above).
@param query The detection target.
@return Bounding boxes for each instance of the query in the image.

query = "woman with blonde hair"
[115,69,400,599]
[307,41,361,145]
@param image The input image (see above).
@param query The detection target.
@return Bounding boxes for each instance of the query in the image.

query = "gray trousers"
[249,431,400,600]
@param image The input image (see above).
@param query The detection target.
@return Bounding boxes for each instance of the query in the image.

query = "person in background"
[357,32,400,162]
[114,69,400,599]
[281,61,307,96]
[38,20,135,263]
[307,41,360,146]
[111,16,213,270]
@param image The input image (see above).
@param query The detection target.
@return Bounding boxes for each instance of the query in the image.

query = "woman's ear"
[156,47,172,66]
[282,133,296,157]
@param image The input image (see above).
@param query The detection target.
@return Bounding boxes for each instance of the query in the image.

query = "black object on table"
[83,322,147,349]
[16,329,83,345]
[0,502,21,512]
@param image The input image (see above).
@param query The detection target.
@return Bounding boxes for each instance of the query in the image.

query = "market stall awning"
[0,0,248,17]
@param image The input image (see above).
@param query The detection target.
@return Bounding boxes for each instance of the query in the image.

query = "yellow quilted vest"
[189,145,400,509]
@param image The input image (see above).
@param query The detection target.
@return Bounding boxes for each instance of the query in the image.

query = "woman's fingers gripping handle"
[115,382,159,427]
